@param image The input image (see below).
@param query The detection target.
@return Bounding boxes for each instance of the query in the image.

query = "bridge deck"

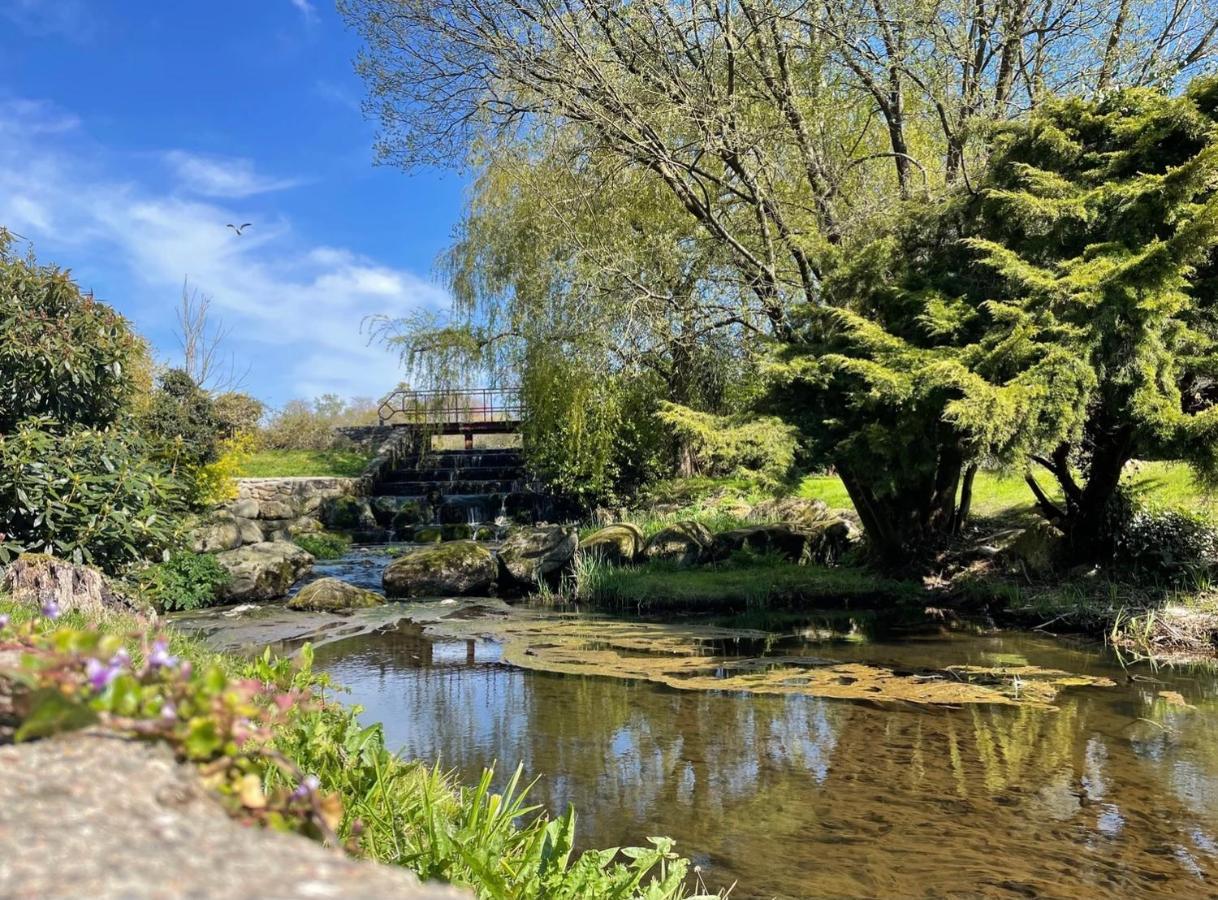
[378,388,522,433]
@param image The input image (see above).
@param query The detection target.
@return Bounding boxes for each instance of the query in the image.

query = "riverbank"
[0,595,714,900]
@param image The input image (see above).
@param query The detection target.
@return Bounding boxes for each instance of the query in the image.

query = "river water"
[191,547,1218,898]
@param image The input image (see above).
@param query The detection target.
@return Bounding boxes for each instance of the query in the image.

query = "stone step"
[386,466,523,482]
[375,479,518,497]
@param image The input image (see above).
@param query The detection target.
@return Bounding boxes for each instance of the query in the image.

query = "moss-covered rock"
[582,523,644,566]
[382,541,496,598]
[643,521,714,566]
[441,524,473,541]
[411,527,443,544]
[287,577,384,612]
[710,524,810,563]
[497,526,579,588]
[319,496,376,531]
[215,542,314,602]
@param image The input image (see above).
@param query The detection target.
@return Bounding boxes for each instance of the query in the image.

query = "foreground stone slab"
[0,733,466,899]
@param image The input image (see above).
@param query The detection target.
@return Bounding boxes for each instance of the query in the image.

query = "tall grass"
[573,552,919,613]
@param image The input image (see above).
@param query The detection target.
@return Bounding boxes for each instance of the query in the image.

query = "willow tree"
[369,140,767,498]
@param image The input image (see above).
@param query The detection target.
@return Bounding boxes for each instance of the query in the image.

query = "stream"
[178,545,1218,899]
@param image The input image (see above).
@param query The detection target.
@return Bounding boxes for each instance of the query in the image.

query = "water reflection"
[315,625,1218,898]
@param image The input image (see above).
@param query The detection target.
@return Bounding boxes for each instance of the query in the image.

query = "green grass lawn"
[236,449,372,478]
[798,460,1216,520]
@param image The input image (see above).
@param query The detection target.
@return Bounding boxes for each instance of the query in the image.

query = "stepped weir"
[368,389,545,539]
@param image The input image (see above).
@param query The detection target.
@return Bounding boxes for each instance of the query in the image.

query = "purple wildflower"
[111,647,131,669]
[160,702,178,721]
[40,598,60,620]
[0,614,9,630]
[291,774,321,800]
[148,639,178,670]
[85,657,120,691]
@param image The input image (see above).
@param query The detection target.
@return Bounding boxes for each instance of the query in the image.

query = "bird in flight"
[226,223,253,235]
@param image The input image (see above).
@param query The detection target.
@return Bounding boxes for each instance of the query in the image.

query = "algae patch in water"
[417,609,1114,708]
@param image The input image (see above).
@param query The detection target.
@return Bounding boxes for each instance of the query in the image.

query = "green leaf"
[14,687,99,742]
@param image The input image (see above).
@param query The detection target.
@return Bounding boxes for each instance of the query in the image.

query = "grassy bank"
[798,460,1216,520]
[0,595,715,899]
[574,554,921,613]
[237,449,372,478]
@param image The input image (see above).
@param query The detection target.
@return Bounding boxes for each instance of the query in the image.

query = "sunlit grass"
[236,449,372,478]
[798,460,1216,519]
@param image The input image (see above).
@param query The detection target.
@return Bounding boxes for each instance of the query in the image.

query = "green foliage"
[237,449,372,478]
[0,233,145,432]
[294,532,352,560]
[0,417,187,569]
[521,348,665,507]
[575,554,917,613]
[134,551,231,612]
[655,403,798,489]
[1110,498,1218,583]
[771,77,1218,565]
[260,395,378,451]
[143,368,223,472]
[213,391,266,436]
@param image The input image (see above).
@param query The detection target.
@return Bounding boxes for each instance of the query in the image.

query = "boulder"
[805,517,862,565]
[288,516,322,536]
[256,499,298,521]
[441,524,473,541]
[582,523,645,566]
[189,512,244,553]
[287,577,384,612]
[382,541,496,598]
[228,499,260,519]
[235,518,264,546]
[1,554,151,619]
[643,520,714,566]
[411,526,443,544]
[497,526,579,586]
[1007,520,1065,577]
[214,542,314,602]
[320,496,377,531]
[711,524,810,563]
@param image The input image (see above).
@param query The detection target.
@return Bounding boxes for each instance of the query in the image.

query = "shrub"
[143,368,223,472]
[294,532,352,560]
[0,233,146,432]
[261,395,378,451]
[134,551,232,612]
[1111,501,1218,582]
[0,418,187,570]
[213,391,266,437]
[655,402,798,488]
[193,432,256,506]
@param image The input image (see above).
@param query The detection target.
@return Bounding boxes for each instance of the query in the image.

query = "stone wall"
[236,476,365,511]
[334,424,396,451]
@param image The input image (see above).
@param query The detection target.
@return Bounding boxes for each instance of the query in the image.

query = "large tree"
[773,79,1218,564]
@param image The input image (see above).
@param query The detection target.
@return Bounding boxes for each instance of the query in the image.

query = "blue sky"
[0,0,467,405]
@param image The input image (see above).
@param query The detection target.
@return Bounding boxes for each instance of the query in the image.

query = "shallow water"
[198,547,1218,898]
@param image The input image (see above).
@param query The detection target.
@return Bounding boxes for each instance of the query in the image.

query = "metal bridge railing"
[377,388,523,428]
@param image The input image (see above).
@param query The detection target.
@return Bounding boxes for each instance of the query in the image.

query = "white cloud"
[164,150,302,198]
[0,0,96,41]
[289,0,318,24]
[0,98,80,136]
[0,98,447,404]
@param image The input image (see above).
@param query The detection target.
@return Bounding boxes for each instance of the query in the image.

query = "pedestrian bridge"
[376,388,522,435]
